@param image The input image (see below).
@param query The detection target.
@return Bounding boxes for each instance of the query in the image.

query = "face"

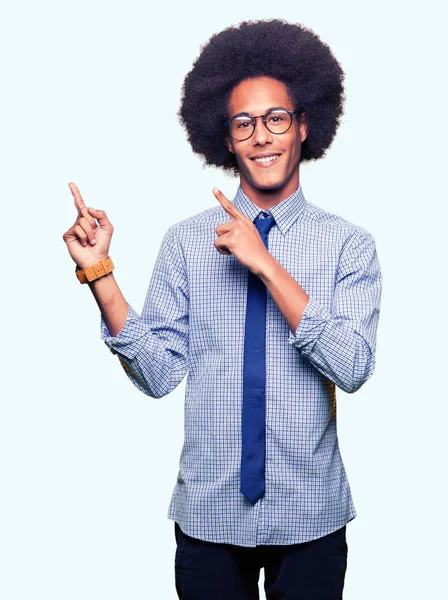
[226,77,307,208]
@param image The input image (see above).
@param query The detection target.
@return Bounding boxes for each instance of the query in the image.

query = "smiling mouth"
[251,154,281,164]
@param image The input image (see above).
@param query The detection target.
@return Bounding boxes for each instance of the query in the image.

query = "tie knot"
[254,213,275,236]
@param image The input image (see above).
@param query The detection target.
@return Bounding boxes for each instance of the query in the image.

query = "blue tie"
[240,212,276,504]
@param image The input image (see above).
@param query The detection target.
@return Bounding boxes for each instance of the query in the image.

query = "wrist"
[253,252,277,280]
[76,254,109,270]
[88,271,115,287]
[76,256,114,284]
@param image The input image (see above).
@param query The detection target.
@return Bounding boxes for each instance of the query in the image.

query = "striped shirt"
[101,184,382,547]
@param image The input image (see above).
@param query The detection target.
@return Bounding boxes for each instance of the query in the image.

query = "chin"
[252,176,288,192]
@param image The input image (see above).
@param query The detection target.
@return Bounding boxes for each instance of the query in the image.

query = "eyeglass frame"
[224,108,304,141]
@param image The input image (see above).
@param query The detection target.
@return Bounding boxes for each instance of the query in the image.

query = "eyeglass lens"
[229,109,293,140]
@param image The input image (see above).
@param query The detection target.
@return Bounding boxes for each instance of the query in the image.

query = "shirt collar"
[233,184,306,235]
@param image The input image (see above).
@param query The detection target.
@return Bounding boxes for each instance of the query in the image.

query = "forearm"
[258,254,379,394]
[288,300,377,393]
[88,272,129,337]
[99,226,191,398]
[258,255,310,332]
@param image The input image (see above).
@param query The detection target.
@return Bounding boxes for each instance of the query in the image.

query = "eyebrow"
[230,106,291,119]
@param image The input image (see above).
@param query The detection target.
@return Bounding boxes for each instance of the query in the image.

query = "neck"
[239,174,301,210]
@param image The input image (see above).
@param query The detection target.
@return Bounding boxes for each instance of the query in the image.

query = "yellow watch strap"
[76,257,114,284]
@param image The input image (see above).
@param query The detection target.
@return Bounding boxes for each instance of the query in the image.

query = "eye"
[233,118,253,129]
[267,113,286,123]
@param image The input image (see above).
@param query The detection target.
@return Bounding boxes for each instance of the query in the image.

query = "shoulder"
[165,205,227,240]
[157,206,227,261]
[302,200,376,244]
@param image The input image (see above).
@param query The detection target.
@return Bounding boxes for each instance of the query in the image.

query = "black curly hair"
[179,19,345,174]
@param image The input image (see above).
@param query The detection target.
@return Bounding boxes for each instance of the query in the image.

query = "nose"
[252,116,272,146]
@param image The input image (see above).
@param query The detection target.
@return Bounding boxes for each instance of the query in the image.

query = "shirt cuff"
[101,304,151,360]
[288,297,332,352]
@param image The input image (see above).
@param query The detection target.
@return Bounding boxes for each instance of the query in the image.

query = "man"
[63,19,382,600]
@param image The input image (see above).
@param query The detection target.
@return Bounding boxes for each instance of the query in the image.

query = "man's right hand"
[62,182,114,270]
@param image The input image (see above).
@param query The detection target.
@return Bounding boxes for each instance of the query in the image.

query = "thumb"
[88,207,114,234]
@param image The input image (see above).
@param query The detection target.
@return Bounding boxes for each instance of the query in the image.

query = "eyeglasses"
[225,108,302,141]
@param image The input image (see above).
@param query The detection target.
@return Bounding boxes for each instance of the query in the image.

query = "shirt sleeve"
[101,226,189,398]
[288,231,383,393]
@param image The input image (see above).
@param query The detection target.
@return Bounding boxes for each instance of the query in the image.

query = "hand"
[62,182,114,270]
[213,188,272,276]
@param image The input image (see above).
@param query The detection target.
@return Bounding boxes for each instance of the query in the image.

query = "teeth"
[253,155,279,163]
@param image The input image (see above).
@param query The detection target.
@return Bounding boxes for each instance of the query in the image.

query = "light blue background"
[1,1,446,598]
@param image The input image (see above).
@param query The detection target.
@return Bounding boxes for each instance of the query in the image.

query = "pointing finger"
[213,187,245,221]
[69,182,86,215]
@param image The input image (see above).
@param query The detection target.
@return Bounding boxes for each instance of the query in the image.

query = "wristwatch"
[75,256,114,284]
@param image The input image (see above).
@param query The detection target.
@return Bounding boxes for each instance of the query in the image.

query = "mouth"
[250,153,281,165]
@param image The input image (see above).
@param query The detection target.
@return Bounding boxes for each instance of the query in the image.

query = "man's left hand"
[213,188,273,276]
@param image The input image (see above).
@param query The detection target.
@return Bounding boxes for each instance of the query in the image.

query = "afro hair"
[179,19,345,174]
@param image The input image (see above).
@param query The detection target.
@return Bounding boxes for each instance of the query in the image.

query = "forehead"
[228,77,293,116]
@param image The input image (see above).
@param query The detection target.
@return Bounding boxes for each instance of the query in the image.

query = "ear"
[299,112,308,143]
[226,136,235,154]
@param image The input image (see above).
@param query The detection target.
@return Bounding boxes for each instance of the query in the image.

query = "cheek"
[232,147,251,170]
[288,140,301,163]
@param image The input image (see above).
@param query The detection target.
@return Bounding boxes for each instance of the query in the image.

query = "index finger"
[212,187,245,221]
[68,182,86,215]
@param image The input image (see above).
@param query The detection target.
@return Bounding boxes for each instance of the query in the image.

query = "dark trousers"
[174,522,348,599]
